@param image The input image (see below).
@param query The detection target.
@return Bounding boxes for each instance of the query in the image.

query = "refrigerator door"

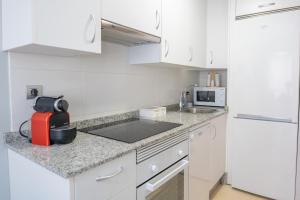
[230,10,300,123]
[231,118,298,199]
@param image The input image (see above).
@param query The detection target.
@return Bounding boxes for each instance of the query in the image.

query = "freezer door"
[231,118,297,199]
[230,10,300,123]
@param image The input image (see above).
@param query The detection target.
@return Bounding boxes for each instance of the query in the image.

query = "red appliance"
[30,96,76,146]
[31,112,52,146]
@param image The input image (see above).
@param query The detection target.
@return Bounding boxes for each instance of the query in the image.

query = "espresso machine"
[30,96,77,146]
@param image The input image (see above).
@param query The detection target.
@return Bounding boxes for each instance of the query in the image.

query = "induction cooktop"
[80,118,182,144]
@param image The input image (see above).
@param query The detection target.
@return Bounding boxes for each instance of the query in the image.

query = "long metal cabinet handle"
[85,14,96,43]
[145,159,189,192]
[189,47,193,62]
[95,167,124,182]
[164,40,169,57]
[235,114,295,124]
[155,10,160,30]
[258,2,276,8]
[211,125,217,140]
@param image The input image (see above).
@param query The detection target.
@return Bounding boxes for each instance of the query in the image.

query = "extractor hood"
[101,19,161,46]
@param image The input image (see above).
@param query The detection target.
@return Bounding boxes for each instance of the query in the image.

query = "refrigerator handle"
[235,114,296,124]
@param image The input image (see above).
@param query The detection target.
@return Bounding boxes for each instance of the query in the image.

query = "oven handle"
[145,159,189,192]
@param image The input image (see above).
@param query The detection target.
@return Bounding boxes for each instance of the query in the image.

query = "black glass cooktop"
[80,118,182,144]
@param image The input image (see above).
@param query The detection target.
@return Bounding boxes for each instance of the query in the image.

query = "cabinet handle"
[235,114,295,124]
[155,10,160,30]
[190,133,195,141]
[189,47,193,62]
[258,2,276,8]
[84,14,96,44]
[95,167,124,182]
[146,159,189,192]
[210,51,214,65]
[164,40,169,57]
[211,125,217,140]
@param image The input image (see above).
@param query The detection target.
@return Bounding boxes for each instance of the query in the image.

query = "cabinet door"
[206,0,228,69]
[2,0,101,55]
[209,114,227,189]
[189,124,211,200]
[236,0,300,17]
[161,0,189,65]
[230,11,300,123]
[110,187,136,200]
[186,0,206,68]
[231,119,297,199]
[34,0,101,54]
[102,0,161,37]
[189,176,210,200]
[75,152,136,200]
[129,0,206,68]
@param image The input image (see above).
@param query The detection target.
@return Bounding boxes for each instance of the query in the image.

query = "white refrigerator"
[230,10,300,200]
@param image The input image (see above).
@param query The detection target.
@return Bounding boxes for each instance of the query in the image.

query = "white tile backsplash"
[8,42,200,131]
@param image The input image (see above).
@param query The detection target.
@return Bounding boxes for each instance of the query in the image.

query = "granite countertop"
[4,108,226,179]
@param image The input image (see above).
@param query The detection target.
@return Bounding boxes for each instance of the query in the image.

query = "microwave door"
[207,91,215,102]
[196,91,216,106]
[198,91,208,102]
[197,91,216,103]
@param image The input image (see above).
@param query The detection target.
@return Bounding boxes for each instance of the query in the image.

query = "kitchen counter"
[4,108,226,179]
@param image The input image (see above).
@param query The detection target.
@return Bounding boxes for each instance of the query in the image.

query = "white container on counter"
[139,107,167,119]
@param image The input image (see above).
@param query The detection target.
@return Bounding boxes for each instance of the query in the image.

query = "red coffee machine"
[31,96,77,146]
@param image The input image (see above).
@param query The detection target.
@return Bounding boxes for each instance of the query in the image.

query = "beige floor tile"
[211,185,269,200]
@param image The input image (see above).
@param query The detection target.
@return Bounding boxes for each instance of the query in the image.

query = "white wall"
[0,2,10,132]
[0,0,11,199]
[8,42,200,131]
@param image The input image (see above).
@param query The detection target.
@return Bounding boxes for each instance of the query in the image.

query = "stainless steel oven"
[137,158,189,200]
[136,131,189,200]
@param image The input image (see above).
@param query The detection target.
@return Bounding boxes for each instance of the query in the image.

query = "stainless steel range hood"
[101,19,161,46]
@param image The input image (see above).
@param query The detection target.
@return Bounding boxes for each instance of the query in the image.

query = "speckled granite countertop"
[4,108,226,179]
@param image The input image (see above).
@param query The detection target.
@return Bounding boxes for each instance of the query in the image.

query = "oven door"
[137,159,189,200]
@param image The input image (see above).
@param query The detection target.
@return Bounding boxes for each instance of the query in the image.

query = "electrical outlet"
[26,85,43,100]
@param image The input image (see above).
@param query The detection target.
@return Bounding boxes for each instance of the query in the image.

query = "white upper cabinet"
[186,0,207,67]
[129,0,206,67]
[206,0,228,69]
[2,0,101,56]
[160,0,190,66]
[236,0,300,17]
[102,0,161,37]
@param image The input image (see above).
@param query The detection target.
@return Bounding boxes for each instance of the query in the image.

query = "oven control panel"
[136,140,188,186]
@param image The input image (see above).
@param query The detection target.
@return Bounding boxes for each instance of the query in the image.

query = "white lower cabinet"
[74,152,136,200]
[209,114,227,189]
[8,150,136,200]
[189,114,227,200]
[109,186,136,200]
[189,123,212,200]
[189,177,210,200]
